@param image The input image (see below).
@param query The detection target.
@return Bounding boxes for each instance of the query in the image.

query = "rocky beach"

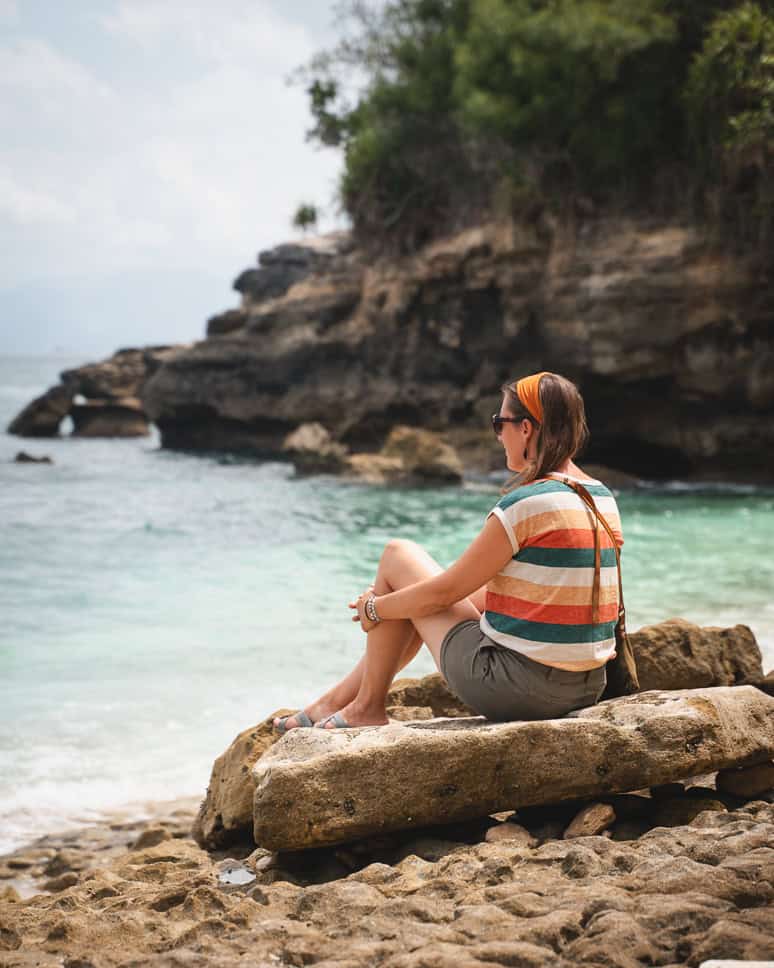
[2,620,773,967]
[5,214,774,967]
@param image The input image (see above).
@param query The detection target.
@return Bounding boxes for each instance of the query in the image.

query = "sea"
[1,355,773,855]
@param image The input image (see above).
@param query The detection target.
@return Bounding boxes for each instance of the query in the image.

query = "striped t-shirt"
[481,473,623,663]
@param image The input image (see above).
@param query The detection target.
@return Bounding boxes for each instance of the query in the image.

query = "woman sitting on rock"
[275,371,623,730]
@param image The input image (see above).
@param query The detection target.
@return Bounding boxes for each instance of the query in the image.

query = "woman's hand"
[348,586,378,632]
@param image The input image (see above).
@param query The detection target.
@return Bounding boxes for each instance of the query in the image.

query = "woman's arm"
[371,515,514,621]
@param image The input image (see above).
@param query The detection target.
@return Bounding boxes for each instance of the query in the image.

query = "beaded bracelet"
[364,593,380,624]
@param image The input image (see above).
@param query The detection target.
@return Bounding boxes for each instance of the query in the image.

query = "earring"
[523,447,528,460]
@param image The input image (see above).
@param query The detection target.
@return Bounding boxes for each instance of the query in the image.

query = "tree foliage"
[301,0,774,248]
[292,203,319,233]
[685,2,774,240]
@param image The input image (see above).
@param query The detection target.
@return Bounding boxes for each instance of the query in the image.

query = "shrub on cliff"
[300,0,773,250]
[685,2,774,243]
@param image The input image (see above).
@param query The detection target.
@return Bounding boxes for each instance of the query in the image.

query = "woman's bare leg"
[320,540,480,728]
[274,540,428,730]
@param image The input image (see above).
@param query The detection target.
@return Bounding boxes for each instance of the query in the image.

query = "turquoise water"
[1,355,773,854]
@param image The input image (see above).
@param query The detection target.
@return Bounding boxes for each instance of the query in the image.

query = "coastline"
[0,796,202,901]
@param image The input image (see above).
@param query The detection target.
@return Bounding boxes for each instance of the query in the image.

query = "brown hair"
[501,372,589,489]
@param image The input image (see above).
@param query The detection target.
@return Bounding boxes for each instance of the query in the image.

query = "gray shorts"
[440,619,606,722]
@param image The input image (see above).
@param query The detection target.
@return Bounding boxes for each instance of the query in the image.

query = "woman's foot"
[273,699,341,733]
[316,701,389,729]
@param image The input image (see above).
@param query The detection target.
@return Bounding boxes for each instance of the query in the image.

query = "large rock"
[192,711,291,850]
[344,428,465,484]
[282,422,349,474]
[7,383,74,436]
[252,686,774,850]
[193,674,470,850]
[379,426,464,482]
[632,619,763,691]
[195,621,763,852]
[8,346,182,438]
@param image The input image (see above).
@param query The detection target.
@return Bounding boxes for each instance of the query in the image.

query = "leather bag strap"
[558,477,626,634]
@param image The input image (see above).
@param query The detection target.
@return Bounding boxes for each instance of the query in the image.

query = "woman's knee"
[381,538,421,567]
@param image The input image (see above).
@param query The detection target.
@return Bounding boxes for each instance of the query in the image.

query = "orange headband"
[515,372,550,424]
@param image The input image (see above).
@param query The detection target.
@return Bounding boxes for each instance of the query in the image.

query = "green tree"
[301,0,774,248]
[292,203,319,233]
[686,2,774,240]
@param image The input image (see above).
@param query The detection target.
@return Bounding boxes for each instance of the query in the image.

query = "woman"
[274,371,623,731]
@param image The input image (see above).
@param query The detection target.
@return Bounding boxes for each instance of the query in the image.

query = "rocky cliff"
[11,216,774,481]
[142,217,774,481]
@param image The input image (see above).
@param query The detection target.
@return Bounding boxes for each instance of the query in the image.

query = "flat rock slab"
[252,686,774,850]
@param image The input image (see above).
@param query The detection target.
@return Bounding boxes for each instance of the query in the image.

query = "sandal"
[315,711,351,730]
[274,710,314,735]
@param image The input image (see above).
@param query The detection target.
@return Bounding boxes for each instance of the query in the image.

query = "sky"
[0,0,347,355]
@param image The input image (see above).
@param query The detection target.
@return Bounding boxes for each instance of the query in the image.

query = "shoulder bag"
[558,477,640,700]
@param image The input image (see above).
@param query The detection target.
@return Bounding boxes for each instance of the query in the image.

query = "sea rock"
[716,761,774,798]
[69,398,149,437]
[632,619,763,691]
[282,422,349,474]
[252,686,774,849]
[345,453,407,484]
[379,426,464,482]
[563,803,616,839]
[13,451,53,464]
[8,346,182,439]
[8,384,74,437]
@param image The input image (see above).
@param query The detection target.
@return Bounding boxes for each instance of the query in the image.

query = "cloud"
[0,37,112,99]
[0,0,344,296]
[0,169,76,225]
[0,0,18,25]
[102,0,313,71]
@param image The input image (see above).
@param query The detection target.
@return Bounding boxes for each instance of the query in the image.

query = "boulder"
[346,454,407,484]
[632,619,763,691]
[194,674,471,850]
[282,422,349,474]
[13,451,53,464]
[563,803,616,839]
[384,673,475,719]
[252,686,774,850]
[380,426,464,483]
[485,822,537,847]
[192,710,293,849]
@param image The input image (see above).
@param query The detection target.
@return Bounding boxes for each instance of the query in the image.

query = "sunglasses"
[491,414,524,436]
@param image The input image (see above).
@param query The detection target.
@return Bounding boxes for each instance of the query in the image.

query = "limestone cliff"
[142,217,773,480]
[10,216,774,480]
